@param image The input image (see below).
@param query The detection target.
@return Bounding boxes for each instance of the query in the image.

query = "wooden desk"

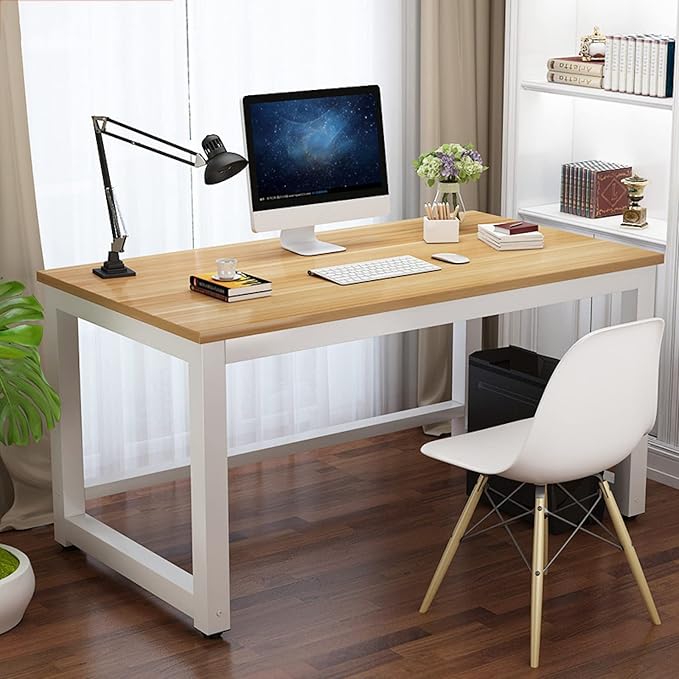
[38,211,663,636]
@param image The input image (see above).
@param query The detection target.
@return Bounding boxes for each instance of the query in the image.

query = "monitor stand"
[280,226,346,256]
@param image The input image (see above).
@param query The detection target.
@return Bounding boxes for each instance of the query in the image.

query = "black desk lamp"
[91,116,248,278]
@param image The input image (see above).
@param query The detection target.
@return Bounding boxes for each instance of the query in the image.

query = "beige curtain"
[418,0,505,433]
[0,1,53,530]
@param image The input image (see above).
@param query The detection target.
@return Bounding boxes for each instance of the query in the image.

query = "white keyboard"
[308,255,441,286]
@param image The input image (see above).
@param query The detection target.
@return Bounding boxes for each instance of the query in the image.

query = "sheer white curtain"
[19,0,415,487]
[189,0,415,450]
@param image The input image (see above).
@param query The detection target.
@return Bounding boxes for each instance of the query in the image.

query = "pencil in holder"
[423,216,460,243]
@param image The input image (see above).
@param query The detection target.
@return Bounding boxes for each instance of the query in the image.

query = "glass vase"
[434,182,466,221]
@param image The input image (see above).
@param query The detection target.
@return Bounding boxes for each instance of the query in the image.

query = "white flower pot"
[0,545,35,634]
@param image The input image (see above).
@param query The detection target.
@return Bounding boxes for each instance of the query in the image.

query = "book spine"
[190,284,228,302]
[547,71,603,89]
[585,166,592,219]
[225,291,271,303]
[610,36,620,91]
[572,164,579,216]
[190,276,229,298]
[657,38,668,97]
[547,58,605,76]
[581,165,587,218]
[495,226,538,235]
[603,36,613,90]
[625,36,636,93]
[560,164,566,212]
[591,163,602,218]
[649,37,659,96]
[591,162,607,218]
[667,39,675,97]
[566,163,572,214]
[618,36,628,92]
[634,35,644,94]
[576,164,583,217]
[642,38,652,95]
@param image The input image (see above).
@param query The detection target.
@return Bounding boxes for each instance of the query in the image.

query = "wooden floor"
[2,428,679,678]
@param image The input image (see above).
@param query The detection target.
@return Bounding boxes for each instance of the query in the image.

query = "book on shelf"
[609,35,621,91]
[477,223,544,251]
[625,35,636,94]
[619,35,628,93]
[546,70,603,89]
[546,56,605,77]
[603,33,674,97]
[189,270,272,302]
[560,161,631,219]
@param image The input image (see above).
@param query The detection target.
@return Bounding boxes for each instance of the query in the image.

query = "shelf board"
[519,203,666,252]
[521,80,673,110]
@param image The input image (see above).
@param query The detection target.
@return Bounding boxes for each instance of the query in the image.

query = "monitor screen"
[243,86,388,212]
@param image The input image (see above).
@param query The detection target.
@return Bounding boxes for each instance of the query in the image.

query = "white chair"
[419,318,664,668]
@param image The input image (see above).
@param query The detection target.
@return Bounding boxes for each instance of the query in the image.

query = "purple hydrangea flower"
[464,148,483,163]
[436,151,459,181]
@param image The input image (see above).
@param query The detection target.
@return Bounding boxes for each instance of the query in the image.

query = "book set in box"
[560,161,631,219]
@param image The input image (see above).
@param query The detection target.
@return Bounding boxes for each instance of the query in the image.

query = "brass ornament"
[621,175,649,229]
[579,26,607,62]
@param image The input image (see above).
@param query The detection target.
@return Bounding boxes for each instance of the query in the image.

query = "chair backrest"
[507,318,665,485]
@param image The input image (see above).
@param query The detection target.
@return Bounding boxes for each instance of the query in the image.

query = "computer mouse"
[432,253,470,265]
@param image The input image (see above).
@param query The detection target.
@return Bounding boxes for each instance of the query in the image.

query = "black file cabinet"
[466,345,604,534]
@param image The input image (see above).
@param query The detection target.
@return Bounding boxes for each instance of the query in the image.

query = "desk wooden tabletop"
[37,211,663,344]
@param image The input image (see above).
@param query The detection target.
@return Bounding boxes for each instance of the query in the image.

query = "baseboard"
[647,438,679,489]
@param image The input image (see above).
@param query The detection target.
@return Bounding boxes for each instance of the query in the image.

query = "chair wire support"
[462,481,530,539]
[459,475,624,575]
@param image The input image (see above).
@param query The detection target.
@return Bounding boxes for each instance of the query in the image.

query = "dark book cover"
[494,221,539,235]
[592,166,632,218]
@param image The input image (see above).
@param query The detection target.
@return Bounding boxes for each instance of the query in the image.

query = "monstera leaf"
[0,281,60,447]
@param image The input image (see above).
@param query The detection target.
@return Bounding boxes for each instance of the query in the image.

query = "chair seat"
[421,418,533,477]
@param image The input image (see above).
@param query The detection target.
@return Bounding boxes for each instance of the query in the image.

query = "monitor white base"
[279,226,346,256]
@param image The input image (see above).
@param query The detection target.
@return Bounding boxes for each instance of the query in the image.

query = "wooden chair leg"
[599,479,661,625]
[419,474,488,614]
[530,486,547,669]
[544,487,549,568]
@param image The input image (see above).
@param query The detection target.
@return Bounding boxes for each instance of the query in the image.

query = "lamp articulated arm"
[91,116,247,280]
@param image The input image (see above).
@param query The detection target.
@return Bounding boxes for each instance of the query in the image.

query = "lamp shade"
[202,134,248,184]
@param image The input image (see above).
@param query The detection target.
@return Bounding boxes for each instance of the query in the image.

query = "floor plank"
[1,428,678,678]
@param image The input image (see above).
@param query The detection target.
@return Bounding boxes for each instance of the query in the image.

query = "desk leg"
[613,267,657,517]
[48,308,85,547]
[452,319,483,434]
[188,342,230,636]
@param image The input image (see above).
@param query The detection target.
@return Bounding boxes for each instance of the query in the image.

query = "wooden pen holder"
[423,216,460,244]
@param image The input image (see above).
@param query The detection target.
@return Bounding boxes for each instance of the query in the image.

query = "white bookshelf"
[502,0,679,485]
[502,3,676,344]
[521,80,673,111]
[519,203,666,253]
[503,0,679,255]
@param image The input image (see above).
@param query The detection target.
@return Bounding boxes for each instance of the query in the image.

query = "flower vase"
[434,182,466,222]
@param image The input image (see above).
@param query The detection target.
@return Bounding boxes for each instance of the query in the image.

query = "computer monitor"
[242,85,390,256]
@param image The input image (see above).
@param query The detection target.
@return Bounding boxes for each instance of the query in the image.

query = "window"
[19,0,417,487]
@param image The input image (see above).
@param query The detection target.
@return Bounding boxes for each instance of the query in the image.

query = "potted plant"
[0,280,60,634]
[413,142,488,221]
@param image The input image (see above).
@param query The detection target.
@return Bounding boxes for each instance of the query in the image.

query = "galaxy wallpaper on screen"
[249,94,384,204]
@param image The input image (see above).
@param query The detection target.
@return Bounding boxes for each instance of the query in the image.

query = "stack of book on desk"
[478,222,544,251]
[190,271,272,302]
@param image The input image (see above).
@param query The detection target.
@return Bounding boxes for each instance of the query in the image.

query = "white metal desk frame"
[44,263,656,636]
